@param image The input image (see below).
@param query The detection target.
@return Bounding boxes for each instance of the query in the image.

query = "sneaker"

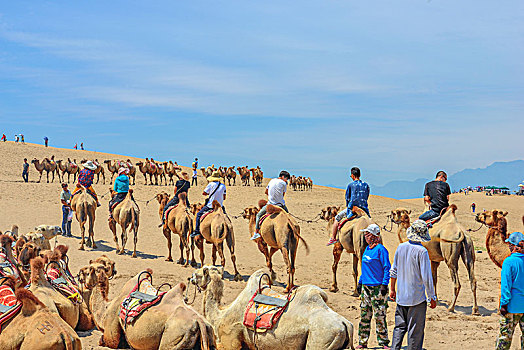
[251,232,261,240]
[190,231,201,238]
[382,346,391,349]
[356,345,367,349]
[326,238,338,246]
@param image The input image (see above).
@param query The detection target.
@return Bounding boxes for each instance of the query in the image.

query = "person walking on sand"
[44,136,49,147]
[14,134,19,143]
[191,170,226,239]
[327,166,370,246]
[1,134,6,142]
[251,170,290,240]
[191,167,198,186]
[496,231,524,350]
[20,134,24,143]
[22,158,29,183]
[74,143,77,150]
[356,224,391,349]
[60,183,73,237]
[471,202,476,213]
[80,142,84,150]
[390,220,437,350]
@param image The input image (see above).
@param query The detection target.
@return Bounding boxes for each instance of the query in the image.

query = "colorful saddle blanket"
[119,278,166,325]
[46,265,82,304]
[243,285,294,332]
[0,285,22,333]
[163,204,179,220]
[0,253,20,282]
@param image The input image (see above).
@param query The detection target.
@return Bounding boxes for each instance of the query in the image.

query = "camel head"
[190,203,205,216]
[320,206,340,221]
[18,241,41,268]
[390,208,411,224]
[258,199,268,209]
[31,158,38,164]
[242,206,259,220]
[92,255,117,279]
[156,192,169,205]
[78,262,108,291]
[34,225,62,240]
[190,265,224,291]
[476,210,508,232]
[0,234,14,257]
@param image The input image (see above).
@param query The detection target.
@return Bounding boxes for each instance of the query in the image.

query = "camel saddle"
[164,203,180,220]
[0,283,22,333]
[0,251,20,283]
[46,262,82,304]
[243,274,295,332]
[258,213,271,227]
[119,271,170,325]
[337,207,367,231]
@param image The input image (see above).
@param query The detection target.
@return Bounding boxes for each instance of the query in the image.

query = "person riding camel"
[190,170,226,239]
[419,170,450,222]
[251,170,290,240]
[327,167,370,246]
[72,160,101,206]
[108,167,130,220]
[160,171,191,226]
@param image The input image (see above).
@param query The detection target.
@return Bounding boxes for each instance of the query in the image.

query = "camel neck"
[90,280,110,326]
[202,275,223,324]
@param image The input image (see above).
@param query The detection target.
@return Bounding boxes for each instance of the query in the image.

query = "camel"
[320,206,341,231]
[390,206,478,314]
[71,187,97,250]
[109,190,140,257]
[136,160,150,185]
[31,158,58,183]
[82,159,105,184]
[160,193,196,265]
[195,200,242,281]
[164,161,179,185]
[66,158,79,183]
[0,234,27,287]
[191,266,355,350]
[88,267,216,350]
[475,210,511,268]
[249,168,262,187]
[20,224,62,251]
[122,159,137,185]
[103,160,119,183]
[77,255,117,311]
[149,158,166,185]
[0,279,82,350]
[225,166,237,186]
[56,159,68,182]
[156,192,170,219]
[242,200,308,291]
[237,166,250,186]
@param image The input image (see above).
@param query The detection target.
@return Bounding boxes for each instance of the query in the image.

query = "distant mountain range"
[372,160,524,199]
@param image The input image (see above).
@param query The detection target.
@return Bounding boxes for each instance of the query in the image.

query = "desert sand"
[1,141,523,349]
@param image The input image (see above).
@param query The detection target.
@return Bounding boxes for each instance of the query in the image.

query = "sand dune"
[1,141,523,349]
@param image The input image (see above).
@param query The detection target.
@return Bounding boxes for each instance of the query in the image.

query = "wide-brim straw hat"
[181,172,190,181]
[118,167,129,175]
[406,220,431,243]
[83,161,97,171]
[207,170,223,183]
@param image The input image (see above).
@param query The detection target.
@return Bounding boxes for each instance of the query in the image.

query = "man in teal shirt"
[109,167,130,220]
[496,231,524,350]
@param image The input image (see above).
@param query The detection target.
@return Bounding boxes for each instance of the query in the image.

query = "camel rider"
[327,167,370,246]
[72,160,100,207]
[109,167,130,220]
[161,171,191,225]
[190,171,226,238]
[251,170,290,240]
[419,171,451,222]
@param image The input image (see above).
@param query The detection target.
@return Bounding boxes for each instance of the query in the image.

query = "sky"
[0,1,523,187]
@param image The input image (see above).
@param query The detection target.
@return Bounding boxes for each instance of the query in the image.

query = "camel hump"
[212,200,221,211]
[178,192,187,203]
[258,199,268,209]
[266,204,282,215]
[16,288,45,315]
[446,204,458,215]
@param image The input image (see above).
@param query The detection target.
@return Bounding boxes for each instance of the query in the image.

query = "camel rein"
[382,215,397,232]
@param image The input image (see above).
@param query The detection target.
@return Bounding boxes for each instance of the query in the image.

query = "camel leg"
[351,254,360,297]
[330,242,343,292]
[225,231,242,281]
[190,237,197,267]
[461,250,479,315]
[132,226,138,258]
[196,237,205,266]
[431,261,440,297]
[79,220,86,250]
[90,212,97,249]
[211,245,217,266]
[182,233,190,267]
[217,242,226,268]
[446,260,461,313]
[281,246,294,292]
[38,171,42,183]
[163,227,173,262]
[177,233,185,265]
[109,219,120,253]
[257,241,275,280]
[119,223,128,255]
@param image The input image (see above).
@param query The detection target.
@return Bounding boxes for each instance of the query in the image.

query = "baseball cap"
[506,232,524,246]
[360,224,381,236]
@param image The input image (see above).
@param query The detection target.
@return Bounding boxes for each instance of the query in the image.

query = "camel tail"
[196,319,213,350]
[289,222,309,255]
[460,234,475,271]
[60,331,75,350]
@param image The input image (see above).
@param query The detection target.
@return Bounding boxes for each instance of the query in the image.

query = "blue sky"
[1,1,523,187]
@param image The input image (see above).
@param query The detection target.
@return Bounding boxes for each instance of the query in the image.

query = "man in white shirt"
[251,171,290,240]
[191,170,227,238]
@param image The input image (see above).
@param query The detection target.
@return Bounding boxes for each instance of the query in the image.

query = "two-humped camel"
[237,166,250,186]
[71,187,97,250]
[390,205,478,314]
[475,210,512,268]
[87,267,216,350]
[226,166,237,186]
[164,161,179,185]
[196,200,242,281]
[191,266,355,350]
[109,190,140,257]
[242,200,308,291]
[31,157,58,183]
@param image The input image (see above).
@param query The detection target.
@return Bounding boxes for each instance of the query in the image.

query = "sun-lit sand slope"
[1,142,523,349]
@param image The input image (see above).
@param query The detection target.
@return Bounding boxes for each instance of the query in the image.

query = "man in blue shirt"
[109,167,130,220]
[496,231,524,350]
[328,167,370,245]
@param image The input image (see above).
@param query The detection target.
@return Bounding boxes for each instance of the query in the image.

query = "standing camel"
[109,190,140,257]
[242,200,308,291]
[31,158,57,183]
[56,159,68,183]
[104,160,118,183]
[195,200,242,281]
[475,210,511,268]
[136,160,149,185]
[225,166,236,186]
[71,187,97,250]
[164,161,178,186]
[390,205,478,314]
[65,158,79,183]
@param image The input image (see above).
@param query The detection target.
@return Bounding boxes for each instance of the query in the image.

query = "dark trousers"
[391,302,427,350]
[194,205,226,234]
[62,206,72,236]
[109,192,128,212]
[191,177,197,186]
[22,170,28,182]
[162,195,190,222]
[419,209,439,221]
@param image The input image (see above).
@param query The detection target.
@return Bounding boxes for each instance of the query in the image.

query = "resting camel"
[242,200,308,291]
[31,158,57,183]
[475,210,512,268]
[0,234,27,287]
[77,255,117,311]
[0,278,82,350]
[88,267,216,350]
[71,187,97,250]
[109,190,140,257]
[390,205,478,314]
[196,200,242,281]
[191,266,354,350]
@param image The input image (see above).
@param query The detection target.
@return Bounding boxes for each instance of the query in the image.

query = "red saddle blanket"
[259,213,271,227]
[243,286,294,332]
[0,285,22,333]
[119,278,166,325]
[46,265,82,304]
[164,204,179,220]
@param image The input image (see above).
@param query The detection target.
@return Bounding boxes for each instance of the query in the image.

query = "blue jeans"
[62,206,72,236]
[419,209,439,221]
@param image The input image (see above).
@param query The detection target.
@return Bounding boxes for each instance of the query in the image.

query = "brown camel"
[77,255,117,312]
[390,205,478,314]
[475,210,511,268]
[156,192,170,219]
[161,193,196,266]
[164,161,179,185]
[66,158,79,183]
[136,160,150,185]
[56,159,69,183]
[196,200,242,281]
[320,205,341,231]
[88,267,216,350]
[109,190,140,257]
[191,266,355,350]
[31,158,58,183]
[242,200,308,291]
[225,166,237,186]
[0,234,27,287]
[236,166,250,186]
[71,187,97,250]
[0,279,82,350]
[82,159,106,184]
[103,160,119,183]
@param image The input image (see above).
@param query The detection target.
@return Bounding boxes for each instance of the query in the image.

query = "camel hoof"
[166,258,173,262]
[86,241,92,248]
[270,271,277,282]
[92,243,97,249]
[234,273,243,282]
[176,259,184,265]
[132,253,137,258]
[447,307,455,313]
[79,246,85,251]
[329,285,339,293]
[472,309,480,316]
[190,261,197,267]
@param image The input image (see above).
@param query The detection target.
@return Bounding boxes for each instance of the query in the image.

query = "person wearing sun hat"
[190,170,226,238]
[161,170,191,226]
[108,167,131,220]
[72,160,100,206]
[390,219,436,350]
[356,224,391,349]
[496,231,524,349]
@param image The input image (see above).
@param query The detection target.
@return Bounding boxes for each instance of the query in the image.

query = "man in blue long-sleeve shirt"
[496,231,524,350]
[328,167,370,245]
